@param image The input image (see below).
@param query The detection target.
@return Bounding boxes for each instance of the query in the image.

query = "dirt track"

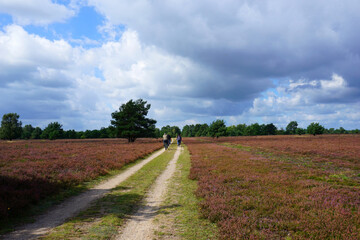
[3,148,165,240]
[116,146,181,240]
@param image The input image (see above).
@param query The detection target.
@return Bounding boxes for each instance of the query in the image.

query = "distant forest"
[1,114,359,141]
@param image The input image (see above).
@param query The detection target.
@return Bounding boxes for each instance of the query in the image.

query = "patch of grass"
[329,174,349,180]
[41,144,176,240]
[220,142,252,152]
[155,145,218,239]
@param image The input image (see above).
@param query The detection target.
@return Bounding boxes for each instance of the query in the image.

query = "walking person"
[163,133,168,150]
[177,134,182,146]
[166,134,171,148]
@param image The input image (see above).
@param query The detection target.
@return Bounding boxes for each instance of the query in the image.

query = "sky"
[0,0,359,131]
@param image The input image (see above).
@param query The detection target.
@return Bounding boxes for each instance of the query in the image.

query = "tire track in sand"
[116,146,181,240]
[3,148,165,240]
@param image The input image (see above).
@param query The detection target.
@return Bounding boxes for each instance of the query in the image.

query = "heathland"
[187,135,360,239]
[0,135,359,239]
[0,139,162,225]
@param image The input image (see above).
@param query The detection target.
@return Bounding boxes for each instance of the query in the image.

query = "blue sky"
[0,0,359,130]
[25,6,103,44]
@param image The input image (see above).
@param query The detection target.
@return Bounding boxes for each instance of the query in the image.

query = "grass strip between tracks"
[40,144,175,240]
[154,145,218,239]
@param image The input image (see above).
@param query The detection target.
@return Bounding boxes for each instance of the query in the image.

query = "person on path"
[163,133,168,150]
[177,134,182,146]
[166,134,171,148]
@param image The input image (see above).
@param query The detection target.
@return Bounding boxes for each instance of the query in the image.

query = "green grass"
[220,142,252,152]
[154,145,218,239]
[40,144,176,240]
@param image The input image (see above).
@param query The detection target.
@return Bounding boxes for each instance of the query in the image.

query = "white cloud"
[1,1,360,130]
[320,74,346,89]
[0,0,75,25]
[75,29,215,104]
[0,25,72,70]
[0,25,78,127]
[87,1,358,59]
[0,25,219,129]
[86,1,360,97]
[244,74,360,128]
[97,20,124,41]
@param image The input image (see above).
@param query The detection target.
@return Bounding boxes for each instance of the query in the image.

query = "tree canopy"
[22,124,35,139]
[0,113,22,140]
[41,122,64,140]
[286,121,298,134]
[111,99,157,142]
[160,125,181,137]
[307,122,325,136]
[208,119,227,138]
[31,127,42,139]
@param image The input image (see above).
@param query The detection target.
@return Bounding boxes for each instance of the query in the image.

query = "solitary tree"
[0,113,22,140]
[208,119,226,138]
[307,122,325,136]
[111,99,157,142]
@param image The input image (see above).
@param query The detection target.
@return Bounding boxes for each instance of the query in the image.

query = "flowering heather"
[214,135,360,169]
[0,138,162,219]
[186,136,360,239]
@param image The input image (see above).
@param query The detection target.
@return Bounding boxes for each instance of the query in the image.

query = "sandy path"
[116,146,181,240]
[3,148,165,240]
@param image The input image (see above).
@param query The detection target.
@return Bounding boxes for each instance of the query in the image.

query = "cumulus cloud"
[1,1,360,130]
[0,0,75,25]
[0,25,73,86]
[0,24,244,129]
[70,30,253,127]
[244,74,360,128]
[0,25,77,127]
[75,30,208,100]
[82,0,360,129]
[0,24,118,129]
[87,0,360,81]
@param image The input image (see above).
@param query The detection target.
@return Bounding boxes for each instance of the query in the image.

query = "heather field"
[219,135,360,169]
[186,135,360,239]
[0,139,162,220]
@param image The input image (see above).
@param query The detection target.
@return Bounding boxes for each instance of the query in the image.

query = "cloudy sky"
[0,0,359,130]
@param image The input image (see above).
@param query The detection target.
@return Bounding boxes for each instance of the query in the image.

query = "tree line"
[0,99,157,141]
[2,114,358,141]
[180,120,360,137]
[1,99,359,141]
[0,114,116,140]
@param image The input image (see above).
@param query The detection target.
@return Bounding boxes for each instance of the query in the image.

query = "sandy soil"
[116,146,181,240]
[2,148,165,240]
